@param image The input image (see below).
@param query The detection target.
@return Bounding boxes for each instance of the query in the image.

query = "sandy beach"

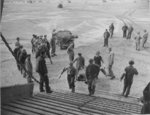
[1,0,150,98]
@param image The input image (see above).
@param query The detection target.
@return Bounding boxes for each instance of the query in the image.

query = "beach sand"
[1,0,150,98]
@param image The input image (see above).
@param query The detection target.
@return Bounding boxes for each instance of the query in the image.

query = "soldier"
[127,26,134,39]
[19,49,27,77]
[135,32,142,51]
[120,60,138,97]
[59,62,76,93]
[109,23,114,38]
[73,53,85,78]
[67,43,74,62]
[94,51,106,77]
[25,54,33,83]
[107,48,115,80]
[103,29,110,47]
[36,51,53,93]
[142,29,148,48]
[50,30,57,57]
[122,24,128,38]
[86,59,99,96]
[15,37,21,48]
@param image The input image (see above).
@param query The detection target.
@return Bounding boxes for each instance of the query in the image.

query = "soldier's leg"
[122,80,127,95]
[39,73,44,92]
[125,84,132,97]
[91,78,96,95]
[67,75,71,89]
[71,77,75,93]
[44,74,52,93]
[100,68,106,76]
[88,79,92,95]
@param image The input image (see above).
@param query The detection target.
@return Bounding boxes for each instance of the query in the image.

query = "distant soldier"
[135,32,142,51]
[103,29,110,47]
[36,51,53,93]
[86,59,99,96]
[142,29,148,48]
[107,48,115,80]
[109,23,114,38]
[59,62,76,93]
[15,37,21,48]
[120,60,138,97]
[122,24,128,38]
[94,51,106,76]
[73,53,85,78]
[127,26,134,39]
[67,43,74,62]
[25,54,33,83]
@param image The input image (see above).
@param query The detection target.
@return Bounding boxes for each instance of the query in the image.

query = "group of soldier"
[103,23,149,52]
[13,21,149,98]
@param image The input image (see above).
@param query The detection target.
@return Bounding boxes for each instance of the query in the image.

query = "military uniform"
[109,24,114,38]
[122,65,138,97]
[36,55,52,93]
[135,34,142,51]
[127,26,133,39]
[86,64,99,95]
[108,51,115,79]
[122,25,128,38]
[94,55,106,76]
[103,30,110,47]
[67,44,74,62]
[64,66,76,92]
[142,31,148,48]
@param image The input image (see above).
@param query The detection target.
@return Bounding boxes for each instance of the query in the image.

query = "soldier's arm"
[134,68,138,75]
[59,67,67,79]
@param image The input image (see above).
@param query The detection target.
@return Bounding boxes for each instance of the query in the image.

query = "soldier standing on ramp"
[142,29,149,48]
[120,60,138,97]
[103,29,110,47]
[86,59,99,96]
[122,24,128,38]
[36,51,53,93]
[109,23,114,38]
[59,62,76,93]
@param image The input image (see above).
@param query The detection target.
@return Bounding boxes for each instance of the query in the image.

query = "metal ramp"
[1,91,142,115]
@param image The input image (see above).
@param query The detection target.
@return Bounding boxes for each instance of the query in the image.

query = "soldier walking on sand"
[73,53,85,78]
[86,59,99,96]
[107,48,115,80]
[142,29,148,48]
[127,26,134,39]
[67,43,74,62]
[109,23,114,38]
[15,37,21,48]
[59,62,76,93]
[122,24,128,38]
[135,32,142,51]
[103,29,110,47]
[120,60,138,97]
[94,51,106,77]
[36,51,53,93]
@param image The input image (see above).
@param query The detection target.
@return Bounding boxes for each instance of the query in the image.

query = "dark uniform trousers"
[88,77,97,95]
[123,79,132,97]
[67,75,75,90]
[123,30,127,38]
[39,73,51,92]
